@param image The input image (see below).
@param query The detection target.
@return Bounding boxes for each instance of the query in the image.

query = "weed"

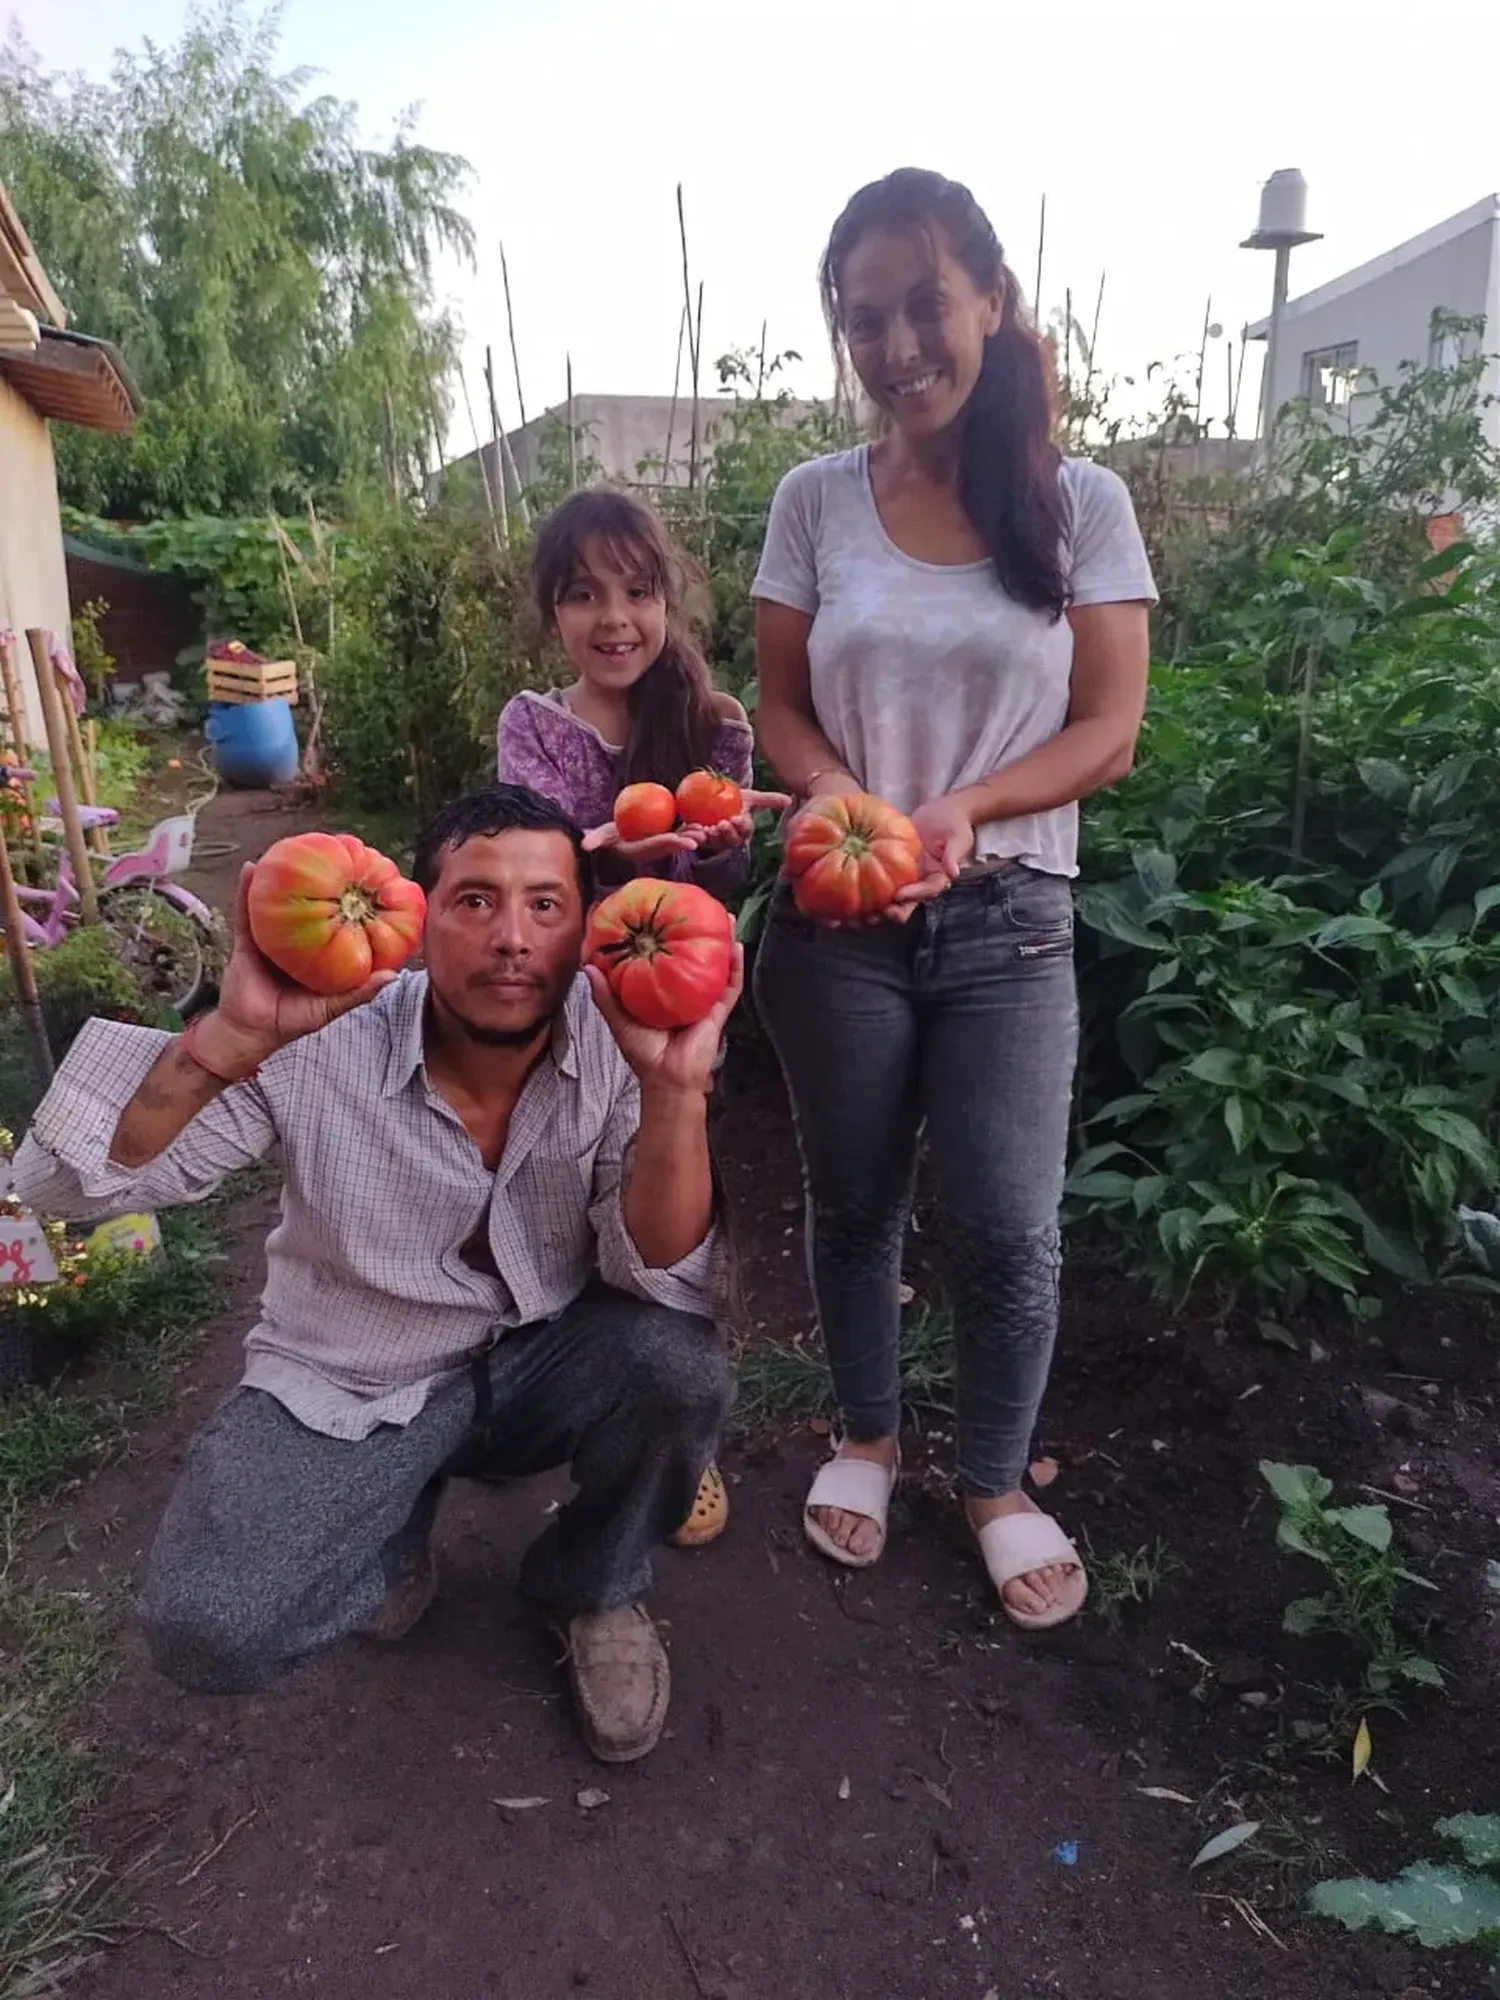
[1260,1461,1442,1697]
[1082,1532,1184,1628]
[733,1296,958,1432]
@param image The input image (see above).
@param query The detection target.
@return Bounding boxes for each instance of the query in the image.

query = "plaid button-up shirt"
[14,972,723,1440]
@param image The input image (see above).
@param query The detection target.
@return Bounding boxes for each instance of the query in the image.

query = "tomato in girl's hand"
[784,792,923,922]
[248,832,426,994]
[584,879,734,1029]
[675,769,744,827]
[612,782,678,842]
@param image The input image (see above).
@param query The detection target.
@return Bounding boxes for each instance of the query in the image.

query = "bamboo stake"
[675,185,703,492]
[459,372,505,557]
[0,634,43,873]
[692,281,704,507]
[500,240,528,430]
[566,355,577,490]
[0,814,51,1084]
[1033,193,1048,318]
[661,300,687,489]
[483,345,511,545]
[26,631,96,922]
[63,694,107,856]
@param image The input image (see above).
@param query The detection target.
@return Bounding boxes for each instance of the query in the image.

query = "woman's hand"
[582,822,704,867]
[891,794,975,909]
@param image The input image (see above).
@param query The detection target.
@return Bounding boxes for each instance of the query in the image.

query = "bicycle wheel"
[95,886,208,1017]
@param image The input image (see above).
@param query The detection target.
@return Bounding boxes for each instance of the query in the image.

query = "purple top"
[496,687,756,895]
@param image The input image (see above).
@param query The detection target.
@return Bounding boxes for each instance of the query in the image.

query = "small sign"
[0,1214,58,1287]
[84,1213,161,1259]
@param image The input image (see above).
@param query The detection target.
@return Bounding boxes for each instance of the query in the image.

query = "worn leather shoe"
[565,1605,670,1763]
[357,1546,438,1642]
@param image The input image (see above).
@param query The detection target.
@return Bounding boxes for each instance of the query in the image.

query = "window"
[1301,342,1359,409]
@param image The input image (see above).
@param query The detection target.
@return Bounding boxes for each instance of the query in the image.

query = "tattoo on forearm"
[109,1040,224,1168]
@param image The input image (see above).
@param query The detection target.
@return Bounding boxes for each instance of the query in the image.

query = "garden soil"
[27,787,1498,1999]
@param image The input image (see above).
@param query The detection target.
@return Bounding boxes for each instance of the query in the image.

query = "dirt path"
[27,786,1490,1999]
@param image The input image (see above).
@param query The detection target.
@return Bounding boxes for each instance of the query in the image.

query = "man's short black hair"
[412,784,594,900]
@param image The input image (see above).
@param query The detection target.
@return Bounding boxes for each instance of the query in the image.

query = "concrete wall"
[1265,208,1500,448]
[0,374,71,744]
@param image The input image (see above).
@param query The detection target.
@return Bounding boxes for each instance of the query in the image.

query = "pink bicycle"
[2,770,222,1015]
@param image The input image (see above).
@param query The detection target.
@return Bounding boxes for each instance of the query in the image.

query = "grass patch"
[0,1187,248,1995]
[735,1296,958,1431]
[1081,1532,1185,1629]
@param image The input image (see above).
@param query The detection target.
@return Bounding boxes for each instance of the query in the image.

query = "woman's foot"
[807,1436,899,1563]
[966,1491,1082,1622]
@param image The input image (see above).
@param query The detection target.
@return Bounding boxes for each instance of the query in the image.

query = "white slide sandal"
[976,1510,1088,1630]
[803,1452,900,1570]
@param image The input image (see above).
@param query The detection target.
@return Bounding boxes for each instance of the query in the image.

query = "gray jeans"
[138,1286,732,1694]
[753,867,1078,1497]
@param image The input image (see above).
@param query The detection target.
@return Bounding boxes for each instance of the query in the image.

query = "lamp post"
[1242,169,1321,455]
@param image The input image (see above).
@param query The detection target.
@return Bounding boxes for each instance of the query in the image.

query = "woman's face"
[837,224,1003,440]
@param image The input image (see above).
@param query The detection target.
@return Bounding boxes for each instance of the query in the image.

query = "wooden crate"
[206,657,299,706]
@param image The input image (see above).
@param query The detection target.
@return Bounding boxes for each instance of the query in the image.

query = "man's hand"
[196,864,400,1077]
[584,943,745,1100]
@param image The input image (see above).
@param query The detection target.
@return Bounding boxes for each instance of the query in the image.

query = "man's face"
[421,828,585,1045]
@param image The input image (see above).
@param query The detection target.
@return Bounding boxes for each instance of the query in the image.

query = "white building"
[1248,194,1500,446]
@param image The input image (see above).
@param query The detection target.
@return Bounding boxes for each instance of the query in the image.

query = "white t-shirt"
[751,445,1157,877]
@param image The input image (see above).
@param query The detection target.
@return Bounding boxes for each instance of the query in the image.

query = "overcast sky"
[17,0,1500,444]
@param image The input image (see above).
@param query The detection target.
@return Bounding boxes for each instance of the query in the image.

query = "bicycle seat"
[45,799,120,828]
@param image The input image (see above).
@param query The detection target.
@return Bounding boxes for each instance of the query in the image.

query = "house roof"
[1245,193,1500,341]
[0,181,66,329]
[0,327,137,433]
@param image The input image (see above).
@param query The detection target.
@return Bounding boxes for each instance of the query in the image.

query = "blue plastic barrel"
[205,699,299,789]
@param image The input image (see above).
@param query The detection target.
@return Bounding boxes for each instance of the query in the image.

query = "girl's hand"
[583,822,704,866]
[691,786,791,855]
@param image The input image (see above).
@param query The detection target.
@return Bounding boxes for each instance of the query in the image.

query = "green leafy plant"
[1310,1813,1500,1991]
[1259,1461,1441,1696]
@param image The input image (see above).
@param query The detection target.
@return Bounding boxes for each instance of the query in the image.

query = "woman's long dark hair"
[530,488,718,787]
[820,167,1068,619]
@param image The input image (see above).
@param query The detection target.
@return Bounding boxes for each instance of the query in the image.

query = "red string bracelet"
[180,1015,261,1084]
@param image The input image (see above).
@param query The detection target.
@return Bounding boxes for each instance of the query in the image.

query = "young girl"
[498,487,786,1552]
[499,488,766,896]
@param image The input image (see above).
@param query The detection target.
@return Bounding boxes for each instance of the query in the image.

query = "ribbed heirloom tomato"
[584,879,733,1030]
[784,792,924,922]
[612,782,677,843]
[247,832,426,995]
[675,769,744,827]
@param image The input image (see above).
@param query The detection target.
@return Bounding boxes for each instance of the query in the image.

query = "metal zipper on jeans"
[1015,935,1073,958]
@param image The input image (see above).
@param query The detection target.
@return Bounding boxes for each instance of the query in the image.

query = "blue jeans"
[753,866,1078,1497]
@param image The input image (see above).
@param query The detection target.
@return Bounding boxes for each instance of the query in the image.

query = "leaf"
[1395,1655,1445,1690]
[1475,883,1500,921]
[1356,757,1411,807]
[1185,1048,1243,1087]
[1065,1171,1139,1202]
[1309,1860,1500,1949]
[1137,1787,1196,1805]
[1437,1814,1500,1869]
[575,1788,611,1810]
[1351,1718,1372,1781]
[1325,1503,1393,1553]
[1190,1821,1261,1870]
[493,1796,550,1811]
[1283,1595,1331,1637]
[1224,1096,1247,1153]
[1259,1461,1330,1510]
[1484,1559,1500,1597]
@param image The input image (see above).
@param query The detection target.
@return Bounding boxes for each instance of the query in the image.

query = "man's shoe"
[357,1546,438,1642]
[565,1605,670,1763]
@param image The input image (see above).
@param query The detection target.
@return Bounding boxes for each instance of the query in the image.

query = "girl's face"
[551,536,668,695]
[838,224,1002,441]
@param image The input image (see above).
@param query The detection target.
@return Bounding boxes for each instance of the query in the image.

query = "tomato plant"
[613,782,677,842]
[784,792,922,921]
[675,769,744,827]
[584,880,733,1029]
[248,832,425,995]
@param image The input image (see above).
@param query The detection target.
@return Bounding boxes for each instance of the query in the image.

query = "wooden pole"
[566,355,577,490]
[661,300,687,488]
[1033,192,1048,318]
[25,631,96,922]
[63,694,107,855]
[0,634,43,873]
[0,815,51,1084]
[500,240,528,430]
[459,373,505,557]
[676,184,703,492]
[483,344,511,545]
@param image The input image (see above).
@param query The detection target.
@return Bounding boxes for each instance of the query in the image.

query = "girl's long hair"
[820,167,1069,618]
[530,488,719,786]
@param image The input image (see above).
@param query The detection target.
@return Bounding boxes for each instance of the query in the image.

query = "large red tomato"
[248,832,426,995]
[613,782,677,842]
[783,792,924,922]
[675,769,744,827]
[584,879,733,1029]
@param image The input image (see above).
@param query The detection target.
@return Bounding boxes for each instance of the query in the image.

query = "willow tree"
[0,5,473,517]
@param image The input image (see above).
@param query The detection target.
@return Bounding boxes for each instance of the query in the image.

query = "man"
[14,785,739,1764]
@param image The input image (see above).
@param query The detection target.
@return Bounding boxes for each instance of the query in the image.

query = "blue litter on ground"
[1052,1840,1080,1867]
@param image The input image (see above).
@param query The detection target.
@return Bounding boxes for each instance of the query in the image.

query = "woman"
[752,167,1155,1630]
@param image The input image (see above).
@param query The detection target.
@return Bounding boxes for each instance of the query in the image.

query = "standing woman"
[752,168,1155,1629]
